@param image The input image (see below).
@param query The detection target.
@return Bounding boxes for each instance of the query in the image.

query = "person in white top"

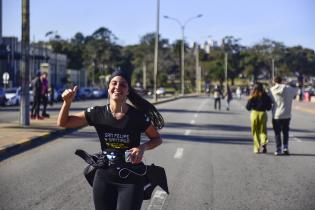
[213,85,222,110]
[269,76,298,155]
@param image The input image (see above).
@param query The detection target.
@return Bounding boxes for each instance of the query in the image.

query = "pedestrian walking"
[213,85,222,110]
[236,86,242,99]
[57,69,166,210]
[30,70,44,120]
[225,85,233,111]
[246,82,272,154]
[49,84,55,106]
[269,76,298,155]
[40,72,50,118]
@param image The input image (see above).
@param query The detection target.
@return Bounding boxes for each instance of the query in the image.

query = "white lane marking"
[147,189,168,210]
[190,120,195,124]
[295,138,302,142]
[174,148,184,159]
[293,136,302,142]
[194,113,198,118]
[289,134,302,142]
[184,130,191,135]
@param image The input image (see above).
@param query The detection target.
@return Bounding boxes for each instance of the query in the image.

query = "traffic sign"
[2,72,9,84]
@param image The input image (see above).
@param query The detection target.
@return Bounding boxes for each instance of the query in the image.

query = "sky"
[2,0,315,50]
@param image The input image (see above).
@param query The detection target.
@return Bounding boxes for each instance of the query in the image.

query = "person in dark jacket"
[57,69,165,210]
[225,85,233,111]
[30,70,44,120]
[246,82,272,153]
[40,72,50,118]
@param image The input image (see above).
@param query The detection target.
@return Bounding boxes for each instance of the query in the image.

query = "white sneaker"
[274,151,281,156]
[283,148,289,155]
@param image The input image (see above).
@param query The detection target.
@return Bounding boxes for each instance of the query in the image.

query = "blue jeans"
[272,118,291,152]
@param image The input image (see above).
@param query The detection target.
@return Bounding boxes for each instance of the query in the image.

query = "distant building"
[201,37,218,53]
[0,36,67,88]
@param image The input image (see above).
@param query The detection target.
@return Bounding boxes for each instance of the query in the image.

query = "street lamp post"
[153,0,160,102]
[272,58,275,82]
[20,0,30,126]
[164,14,202,95]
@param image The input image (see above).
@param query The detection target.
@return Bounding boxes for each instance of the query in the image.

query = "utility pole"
[195,43,200,94]
[143,61,147,90]
[164,14,203,96]
[180,27,185,95]
[225,52,228,91]
[272,58,275,82]
[20,0,30,126]
[153,0,160,102]
[0,0,2,44]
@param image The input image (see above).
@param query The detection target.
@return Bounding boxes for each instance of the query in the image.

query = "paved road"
[1,96,315,210]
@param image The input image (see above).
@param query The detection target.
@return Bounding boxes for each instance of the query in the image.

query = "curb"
[0,127,82,161]
[0,95,184,161]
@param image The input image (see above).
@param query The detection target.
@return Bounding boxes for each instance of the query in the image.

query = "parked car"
[5,87,21,106]
[0,87,6,106]
[91,88,102,98]
[99,88,108,98]
[304,86,315,96]
[134,87,147,96]
[80,87,93,99]
[156,87,166,96]
[5,87,34,106]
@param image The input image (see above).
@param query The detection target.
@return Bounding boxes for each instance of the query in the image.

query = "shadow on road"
[165,122,314,134]
[159,108,237,115]
[0,107,86,112]
[162,133,252,145]
[165,122,251,132]
[293,135,315,141]
[288,153,315,157]
[63,131,98,139]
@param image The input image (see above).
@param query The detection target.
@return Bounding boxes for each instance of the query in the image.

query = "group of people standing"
[30,70,51,120]
[246,76,298,155]
[213,85,233,111]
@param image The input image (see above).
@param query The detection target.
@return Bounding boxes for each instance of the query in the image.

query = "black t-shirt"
[246,93,272,112]
[84,104,151,151]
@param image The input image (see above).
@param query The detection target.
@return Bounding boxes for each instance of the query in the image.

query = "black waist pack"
[75,149,169,200]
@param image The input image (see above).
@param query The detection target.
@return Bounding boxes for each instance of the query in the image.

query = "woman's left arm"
[130,124,162,164]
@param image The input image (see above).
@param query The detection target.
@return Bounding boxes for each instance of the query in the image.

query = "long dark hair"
[127,88,164,129]
[108,69,164,129]
[249,82,265,99]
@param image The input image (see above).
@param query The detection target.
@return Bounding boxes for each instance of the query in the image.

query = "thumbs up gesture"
[62,86,78,104]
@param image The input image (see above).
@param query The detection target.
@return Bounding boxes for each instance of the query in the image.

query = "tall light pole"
[20,0,30,126]
[225,52,228,92]
[153,0,160,102]
[0,0,2,44]
[194,42,201,94]
[164,14,203,95]
[272,58,275,82]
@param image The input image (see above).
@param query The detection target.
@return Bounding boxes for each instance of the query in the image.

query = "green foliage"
[40,28,315,89]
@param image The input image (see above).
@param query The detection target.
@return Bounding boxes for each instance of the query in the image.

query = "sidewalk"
[293,100,315,115]
[0,96,179,160]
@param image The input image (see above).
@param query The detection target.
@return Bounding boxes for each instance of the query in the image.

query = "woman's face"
[108,76,129,101]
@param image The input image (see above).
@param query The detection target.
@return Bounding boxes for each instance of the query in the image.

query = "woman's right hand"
[62,86,78,104]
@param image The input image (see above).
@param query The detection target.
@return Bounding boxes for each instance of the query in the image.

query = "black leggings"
[93,169,144,210]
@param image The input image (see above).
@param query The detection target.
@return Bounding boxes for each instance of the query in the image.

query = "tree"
[221,36,245,85]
